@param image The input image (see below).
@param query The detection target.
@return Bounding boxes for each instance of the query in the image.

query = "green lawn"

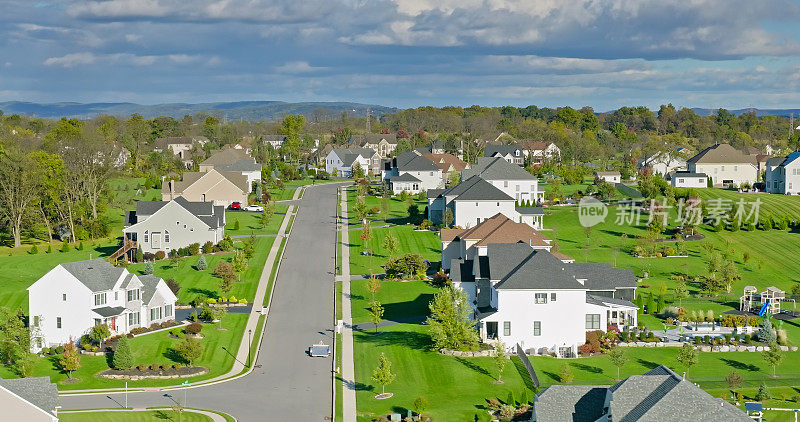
[266,178,318,201]
[345,186,428,229]
[354,323,530,422]
[350,279,438,325]
[0,313,247,390]
[60,411,211,421]
[224,205,288,236]
[348,226,441,276]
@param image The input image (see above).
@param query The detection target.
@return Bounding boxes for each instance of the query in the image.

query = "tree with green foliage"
[608,347,628,380]
[382,233,399,257]
[646,293,655,315]
[762,342,785,377]
[89,324,111,350]
[59,343,81,378]
[197,255,207,271]
[384,253,427,279]
[676,343,698,375]
[408,203,420,217]
[174,337,203,366]
[371,353,396,394]
[755,383,770,401]
[759,318,777,344]
[214,262,236,294]
[426,285,479,350]
[143,261,154,275]
[260,203,274,228]
[726,370,743,389]
[674,281,689,306]
[368,301,384,333]
[494,342,508,382]
[412,397,429,418]
[443,208,454,227]
[112,335,134,370]
[279,114,306,163]
[233,218,240,231]
[136,246,144,262]
[366,275,381,301]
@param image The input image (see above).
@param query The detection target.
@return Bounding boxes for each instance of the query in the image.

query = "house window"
[430,172,434,176]
[176,221,180,225]
[165,305,173,318]
[550,293,557,302]
[504,181,508,187]
[127,289,140,301]
[56,317,62,329]
[94,293,107,306]
[516,185,520,191]
[586,314,601,330]
[533,321,541,336]
[165,230,170,243]
[115,291,118,301]
[678,178,684,184]
[535,293,547,304]
[94,318,101,326]
[150,307,162,321]
[496,202,499,206]
[503,321,511,336]
[143,231,149,243]
[128,312,140,326]
[62,294,67,301]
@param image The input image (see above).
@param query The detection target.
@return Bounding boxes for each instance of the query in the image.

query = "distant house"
[463,156,542,204]
[382,151,444,194]
[670,171,708,188]
[154,136,208,169]
[449,243,637,357]
[122,197,225,256]
[422,153,469,183]
[638,151,686,175]
[199,148,262,190]
[523,141,561,165]
[353,134,398,158]
[325,148,381,177]
[429,139,445,155]
[484,144,525,165]
[686,144,758,187]
[427,175,544,229]
[533,365,751,421]
[440,213,553,271]
[28,259,177,352]
[262,135,287,148]
[0,377,60,421]
[595,171,621,183]
[161,168,249,207]
[766,152,800,195]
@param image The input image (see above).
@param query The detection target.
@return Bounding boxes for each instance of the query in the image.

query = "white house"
[199,148,262,191]
[766,152,800,194]
[121,197,225,256]
[28,259,177,351]
[670,171,708,188]
[595,171,621,183]
[638,151,686,175]
[687,144,758,188]
[262,135,287,148]
[383,151,444,194]
[325,148,381,177]
[449,243,637,358]
[484,145,525,165]
[0,377,60,422]
[440,213,553,271]
[462,156,543,204]
[427,175,544,229]
[524,141,561,165]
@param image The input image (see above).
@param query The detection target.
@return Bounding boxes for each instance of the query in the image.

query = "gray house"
[121,197,225,256]
[533,365,750,421]
[0,377,60,421]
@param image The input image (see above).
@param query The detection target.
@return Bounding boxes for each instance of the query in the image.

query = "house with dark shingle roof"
[449,242,637,357]
[325,148,381,177]
[484,144,525,165]
[199,147,262,190]
[687,143,758,187]
[382,152,444,194]
[162,168,249,207]
[27,258,176,352]
[766,151,800,195]
[352,133,398,158]
[153,136,209,169]
[462,156,542,204]
[123,196,225,255]
[533,365,751,421]
[0,376,60,421]
[422,153,469,183]
[522,140,561,165]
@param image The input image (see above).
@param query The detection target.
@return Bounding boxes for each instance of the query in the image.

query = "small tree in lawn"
[136,246,144,262]
[380,197,389,218]
[174,337,203,366]
[59,343,81,378]
[197,255,207,271]
[608,347,628,380]
[755,383,770,401]
[559,363,574,383]
[762,342,784,377]
[726,370,743,390]
[232,250,248,273]
[674,281,689,306]
[233,218,240,231]
[113,335,134,370]
[371,353,396,395]
[366,275,381,301]
[260,203,274,228]
[443,208,454,227]
[89,324,111,350]
[426,285,479,350]
[413,397,429,419]
[368,301,384,333]
[676,343,698,376]
[214,262,236,295]
[382,233,399,257]
[494,342,508,383]
[143,261,154,275]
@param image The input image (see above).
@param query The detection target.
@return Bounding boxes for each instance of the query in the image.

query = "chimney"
[682,372,686,380]
[169,180,174,198]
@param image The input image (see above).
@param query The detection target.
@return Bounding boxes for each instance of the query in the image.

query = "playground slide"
[758,302,769,317]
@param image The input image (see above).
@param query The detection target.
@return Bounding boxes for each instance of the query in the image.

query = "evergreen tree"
[112,335,134,370]
[143,261,154,275]
[197,255,207,271]
[136,246,144,262]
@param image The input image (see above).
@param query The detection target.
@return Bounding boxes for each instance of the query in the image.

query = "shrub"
[578,343,594,355]
[29,244,39,254]
[130,327,148,335]
[60,242,70,252]
[228,295,237,303]
[177,331,185,339]
[54,345,65,355]
[185,322,203,335]
[166,278,180,295]
[202,241,215,254]
[149,323,161,330]
[155,250,166,260]
[197,255,208,271]
[207,298,217,304]
[188,243,200,255]
[143,261,154,275]
[384,253,428,279]
[238,298,248,304]
[46,244,52,253]
[218,296,227,303]
[112,335,134,370]
[137,364,147,371]
[40,347,50,355]
[430,271,450,287]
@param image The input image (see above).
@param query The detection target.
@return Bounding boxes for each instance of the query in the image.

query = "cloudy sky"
[1,0,800,110]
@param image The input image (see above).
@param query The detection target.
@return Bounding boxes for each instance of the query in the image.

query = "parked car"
[229,202,242,210]
[308,343,331,357]
[244,204,264,212]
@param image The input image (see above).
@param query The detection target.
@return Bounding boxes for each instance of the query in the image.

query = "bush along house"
[27,259,177,352]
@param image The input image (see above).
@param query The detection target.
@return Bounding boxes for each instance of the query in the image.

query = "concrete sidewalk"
[340,186,357,422]
[60,408,230,422]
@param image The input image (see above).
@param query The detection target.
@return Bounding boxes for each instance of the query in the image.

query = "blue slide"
[758,302,769,317]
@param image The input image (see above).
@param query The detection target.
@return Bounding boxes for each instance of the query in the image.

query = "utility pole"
[791,113,795,135]
[366,108,371,132]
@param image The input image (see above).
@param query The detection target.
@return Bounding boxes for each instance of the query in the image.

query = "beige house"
[0,377,60,421]
[687,144,757,187]
[162,168,249,207]
[423,153,469,183]
[154,136,208,169]
[199,148,261,191]
[355,134,398,158]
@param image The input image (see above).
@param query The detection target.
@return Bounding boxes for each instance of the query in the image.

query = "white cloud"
[273,61,326,73]
[44,52,97,67]
[43,52,213,68]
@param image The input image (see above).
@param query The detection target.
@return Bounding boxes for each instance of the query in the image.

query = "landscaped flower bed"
[99,364,208,380]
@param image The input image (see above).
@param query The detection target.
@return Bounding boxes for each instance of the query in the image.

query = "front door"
[151,232,161,249]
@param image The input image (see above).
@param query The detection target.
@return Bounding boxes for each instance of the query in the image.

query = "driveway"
[60,183,339,421]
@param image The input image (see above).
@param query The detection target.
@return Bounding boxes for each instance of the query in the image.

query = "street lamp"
[248,329,252,368]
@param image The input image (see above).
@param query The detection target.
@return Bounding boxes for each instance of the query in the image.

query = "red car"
[229,202,242,210]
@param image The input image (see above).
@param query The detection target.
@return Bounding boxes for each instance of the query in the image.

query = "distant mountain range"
[691,108,800,118]
[0,101,398,121]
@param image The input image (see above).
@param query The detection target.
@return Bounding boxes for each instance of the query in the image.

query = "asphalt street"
[60,183,339,421]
